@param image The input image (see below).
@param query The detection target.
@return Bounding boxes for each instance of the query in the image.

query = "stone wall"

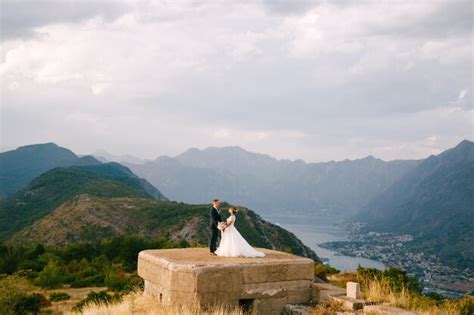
[137,248,315,314]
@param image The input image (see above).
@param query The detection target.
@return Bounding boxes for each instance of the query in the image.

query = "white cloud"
[0,0,472,162]
[282,2,471,74]
[449,88,472,110]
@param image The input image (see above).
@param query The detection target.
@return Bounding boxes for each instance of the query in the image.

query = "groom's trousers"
[209,226,219,252]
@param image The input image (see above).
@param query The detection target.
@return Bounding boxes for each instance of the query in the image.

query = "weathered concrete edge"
[138,249,315,274]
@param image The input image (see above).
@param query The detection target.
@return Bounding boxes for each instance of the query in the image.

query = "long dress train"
[215,214,265,258]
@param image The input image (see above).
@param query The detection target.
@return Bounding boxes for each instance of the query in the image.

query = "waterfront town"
[318,223,474,297]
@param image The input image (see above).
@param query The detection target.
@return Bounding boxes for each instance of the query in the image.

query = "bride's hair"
[229,206,238,214]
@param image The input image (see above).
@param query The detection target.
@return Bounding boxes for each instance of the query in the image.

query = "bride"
[215,206,265,257]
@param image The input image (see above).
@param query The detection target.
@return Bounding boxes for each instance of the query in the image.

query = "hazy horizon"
[1,1,472,163]
[1,138,472,164]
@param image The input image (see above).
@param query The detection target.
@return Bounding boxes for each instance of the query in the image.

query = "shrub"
[382,267,421,294]
[0,275,33,314]
[357,266,421,294]
[104,264,126,292]
[70,274,105,288]
[1,291,49,315]
[49,292,71,301]
[424,291,444,303]
[17,259,43,272]
[0,244,27,274]
[35,260,64,289]
[123,274,144,293]
[90,255,110,273]
[12,294,42,315]
[356,266,474,314]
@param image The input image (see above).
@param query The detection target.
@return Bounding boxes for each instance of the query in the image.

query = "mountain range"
[0,143,101,198]
[0,144,318,261]
[1,140,472,269]
[359,140,474,268]
[118,140,473,269]
[122,146,420,215]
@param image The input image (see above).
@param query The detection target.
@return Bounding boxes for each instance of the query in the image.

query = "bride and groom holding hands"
[209,199,265,258]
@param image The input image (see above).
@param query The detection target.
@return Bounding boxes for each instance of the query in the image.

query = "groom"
[209,199,223,255]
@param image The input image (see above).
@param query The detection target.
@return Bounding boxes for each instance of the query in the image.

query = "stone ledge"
[138,248,314,270]
[312,282,346,302]
[332,296,372,310]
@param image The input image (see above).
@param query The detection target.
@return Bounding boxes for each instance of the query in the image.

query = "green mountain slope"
[0,143,101,198]
[9,195,319,261]
[0,163,166,241]
[361,139,474,268]
[1,161,318,261]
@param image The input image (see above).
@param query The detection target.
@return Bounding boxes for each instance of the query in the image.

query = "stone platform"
[137,248,315,314]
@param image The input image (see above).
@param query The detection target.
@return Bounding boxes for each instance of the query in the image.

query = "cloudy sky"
[1,0,472,162]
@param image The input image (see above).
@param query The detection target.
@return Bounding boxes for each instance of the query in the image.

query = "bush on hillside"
[357,266,421,294]
[0,236,188,293]
[35,260,64,289]
[70,274,105,288]
[0,275,49,314]
[356,266,474,314]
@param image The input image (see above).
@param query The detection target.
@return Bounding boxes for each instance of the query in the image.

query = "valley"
[263,211,386,272]
[1,139,472,302]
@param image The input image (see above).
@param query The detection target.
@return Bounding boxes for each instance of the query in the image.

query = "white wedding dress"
[215,214,265,257]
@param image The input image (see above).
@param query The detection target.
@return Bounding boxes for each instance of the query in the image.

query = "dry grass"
[68,292,245,315]
[41,287,108,314]
[362,279,474,315]
[321,272,473,315]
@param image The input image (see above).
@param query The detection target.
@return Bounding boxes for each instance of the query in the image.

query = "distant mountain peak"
[359,155,384,163]
[0,142,96,197]
[428,139,474,163]
[16,142,62,151]
[18,142,58,148]
[455,139,473,150]
[93,149,148,164]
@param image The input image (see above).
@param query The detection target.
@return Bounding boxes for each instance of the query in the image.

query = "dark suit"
[209,206,222,252]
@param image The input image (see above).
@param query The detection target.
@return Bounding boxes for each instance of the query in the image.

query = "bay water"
[263,211,385,272]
